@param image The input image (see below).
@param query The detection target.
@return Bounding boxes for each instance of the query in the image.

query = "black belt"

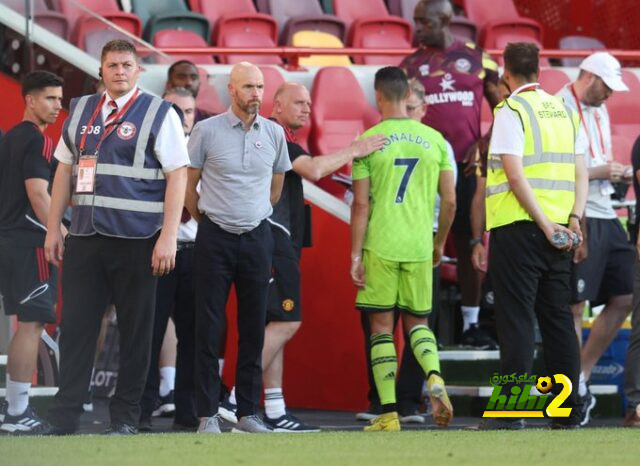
[177,241,195,251]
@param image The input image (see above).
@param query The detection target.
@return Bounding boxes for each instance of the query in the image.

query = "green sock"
[370,333,397,408]
[409,325,441,376]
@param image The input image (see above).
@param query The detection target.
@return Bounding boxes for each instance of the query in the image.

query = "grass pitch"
[2,429,639,466]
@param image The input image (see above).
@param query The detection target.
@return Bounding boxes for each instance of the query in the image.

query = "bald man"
[232,82,383,432]
[186,62,291,434]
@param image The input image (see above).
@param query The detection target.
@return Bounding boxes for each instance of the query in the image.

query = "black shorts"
[570,217,635,305]
[267,226,301,323]
[451,163,476,235]
[0,238,57,323]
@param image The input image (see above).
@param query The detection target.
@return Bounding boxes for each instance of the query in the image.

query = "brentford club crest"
[117,122,137,140]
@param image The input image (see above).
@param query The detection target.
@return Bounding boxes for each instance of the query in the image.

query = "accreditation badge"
[76,155,98,193]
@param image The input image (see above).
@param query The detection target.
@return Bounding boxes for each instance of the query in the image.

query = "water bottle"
[551,231,581,249]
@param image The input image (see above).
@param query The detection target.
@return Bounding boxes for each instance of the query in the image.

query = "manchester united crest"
[117,122,137,140]
[282,299,295,312]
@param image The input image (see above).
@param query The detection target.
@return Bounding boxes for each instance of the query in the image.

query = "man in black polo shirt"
[0,71,64,434]
[257,82,384,432]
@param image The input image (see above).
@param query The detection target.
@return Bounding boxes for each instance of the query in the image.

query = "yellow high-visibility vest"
[486,89,579,230]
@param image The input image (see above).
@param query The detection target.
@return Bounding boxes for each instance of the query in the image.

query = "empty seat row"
[4,0,612,68]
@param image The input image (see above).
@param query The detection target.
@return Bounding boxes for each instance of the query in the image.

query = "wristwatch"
[469,238,482,247]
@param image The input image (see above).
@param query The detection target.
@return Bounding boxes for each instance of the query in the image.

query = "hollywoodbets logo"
[482,373,573,418]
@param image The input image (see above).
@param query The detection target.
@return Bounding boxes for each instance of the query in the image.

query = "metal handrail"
[145,46,640,70]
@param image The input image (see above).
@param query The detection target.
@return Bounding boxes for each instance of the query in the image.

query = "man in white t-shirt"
[557,52,635,427]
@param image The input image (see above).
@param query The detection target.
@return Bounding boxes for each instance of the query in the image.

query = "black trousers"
[48,234,157,430]
[194,218,273,419]
[360,265,440,414]
[489,222,581,421]
[140,246,197,425]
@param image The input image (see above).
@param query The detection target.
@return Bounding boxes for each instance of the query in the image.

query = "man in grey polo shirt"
[186,62,291,434]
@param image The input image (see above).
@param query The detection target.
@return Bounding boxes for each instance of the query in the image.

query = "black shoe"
[172,419,199,432]
[476,417,525,430]
[577,390,596,426]
[461,325,498,350]
[138,416,152,433]
[218,393,237,424]
[549,419,580,430]
[0,406,52,435]
[0,400,7,424]
[104,423,138,435]
[263,412,320,433]
[152,390,175,418]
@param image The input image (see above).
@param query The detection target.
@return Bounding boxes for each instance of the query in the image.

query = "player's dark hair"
[374,66,409,102]
[503,42,539,81]
[21,70,63,97]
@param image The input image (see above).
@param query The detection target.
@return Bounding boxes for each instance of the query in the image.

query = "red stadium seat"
[188,0,280,64]
[608,71,640,143]
[450,16,478,44]
[258,0,346,45]
[538,67,571,95]
[217,24,281,64]
[83,29,130,60]
[195,68,227,116]
[5,0,69,40]
[462,0,543,53]
[309,67,380,199]
[153,29,215,65]
[333,0,413,65]
[259,66,285,118]
[484,25,547,66]
[56,0,142,46]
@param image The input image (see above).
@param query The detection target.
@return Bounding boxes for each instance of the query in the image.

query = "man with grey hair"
[186,62,291,434]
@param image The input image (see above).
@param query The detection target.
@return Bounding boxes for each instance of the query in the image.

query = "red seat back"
[216,19,281,64]
[259,66,286,118]
[333,0,390,27]
[354,20,413,65]
[58,0,142,43]
[153,29,215,65]
[608,71,640,142]
[310,67,380,199]
[538,67,571,95]
[462,0,520,29]
[195,68,227,116]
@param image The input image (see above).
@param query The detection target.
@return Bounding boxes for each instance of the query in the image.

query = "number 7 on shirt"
[394,158,419,203]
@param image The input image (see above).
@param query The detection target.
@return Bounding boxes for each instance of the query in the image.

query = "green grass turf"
[2,429,640,466]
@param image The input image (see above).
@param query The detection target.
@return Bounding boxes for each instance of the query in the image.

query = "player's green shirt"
[353,118,452,262]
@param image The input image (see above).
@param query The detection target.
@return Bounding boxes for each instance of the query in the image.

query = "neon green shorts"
[356,250,433,315]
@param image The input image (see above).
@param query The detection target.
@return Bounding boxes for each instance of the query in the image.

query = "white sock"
[229,387,236,405]
[578,371,588,397]
[159,366,175,397]
[6,375,30,416]
[218,358,224,377]
[264,388,286,419]
[461,306,480,331]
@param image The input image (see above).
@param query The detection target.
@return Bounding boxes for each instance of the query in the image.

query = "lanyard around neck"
[79,88,140,155]
[570,84,606,161]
